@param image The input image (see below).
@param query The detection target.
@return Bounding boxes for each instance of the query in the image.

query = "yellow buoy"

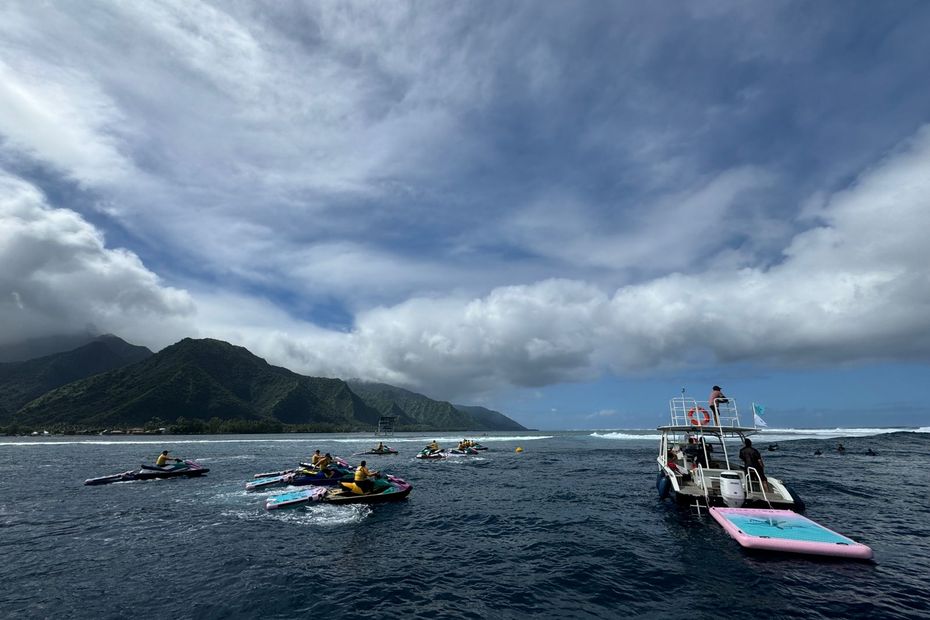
[515,447,523,453]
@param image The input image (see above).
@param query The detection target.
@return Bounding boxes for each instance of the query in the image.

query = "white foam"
[0,434,552,447]
[591,432,663,441]
[589,427,920,442]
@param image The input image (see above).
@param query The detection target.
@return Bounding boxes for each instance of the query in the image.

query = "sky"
[2,1,930,429]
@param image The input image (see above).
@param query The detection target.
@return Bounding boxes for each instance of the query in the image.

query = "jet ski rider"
[156,450,177,467]
[354,460,378,494]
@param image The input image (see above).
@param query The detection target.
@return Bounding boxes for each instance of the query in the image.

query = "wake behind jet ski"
[84,460,209,486]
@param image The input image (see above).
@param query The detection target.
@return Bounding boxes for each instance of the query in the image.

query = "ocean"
[1,428,928,619]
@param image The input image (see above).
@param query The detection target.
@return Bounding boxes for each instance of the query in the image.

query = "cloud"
[2,2,930,408]
[0,172,194,347]
[216,127,930,400]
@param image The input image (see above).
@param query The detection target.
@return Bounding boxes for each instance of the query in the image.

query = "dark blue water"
[1,431,928,619]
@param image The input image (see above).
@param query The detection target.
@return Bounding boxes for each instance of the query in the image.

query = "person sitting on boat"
[666,450,689,477]
[354,460,378,494]
[738,438,769,492]
[375,442,385,452]
[457,439,470,451]
[155,450,178,467]
[682,437,703,469]
[310,450,323,467]
[426,440,440,453]
[708,385,728,425]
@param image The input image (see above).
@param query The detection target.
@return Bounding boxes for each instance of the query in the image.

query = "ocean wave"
[589,426,922,442]
[753,427,920,440]
[590,432,663,441]
[0,434,552,448]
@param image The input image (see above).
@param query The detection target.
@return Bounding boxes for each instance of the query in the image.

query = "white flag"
[752,403,768,427]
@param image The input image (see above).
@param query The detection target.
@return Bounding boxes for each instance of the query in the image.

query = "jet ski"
[84,460,209,485]
[416,448,447,459]
[449,447,480,455]
[354,446,399,455]
[246,463,354,491]
[264,475,412,509]
[324,474,412,504]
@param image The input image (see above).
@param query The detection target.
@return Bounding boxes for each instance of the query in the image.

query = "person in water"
[708,385,728,425]
[155,450,177,467]
[354,460,378,494]
[814,449,823,456]
[866,448,877,456]
[738,438,769,492]
[310,450,323,466]
[837,443,846,453]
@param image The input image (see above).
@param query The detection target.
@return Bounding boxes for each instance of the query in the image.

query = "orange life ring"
[687,406,711,426]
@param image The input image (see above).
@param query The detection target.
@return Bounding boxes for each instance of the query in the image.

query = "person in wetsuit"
[739,438,769,491]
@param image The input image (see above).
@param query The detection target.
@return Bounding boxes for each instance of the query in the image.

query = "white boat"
[655,392,804,511]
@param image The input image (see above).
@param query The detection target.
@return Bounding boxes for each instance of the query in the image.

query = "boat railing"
[668,396,745,429]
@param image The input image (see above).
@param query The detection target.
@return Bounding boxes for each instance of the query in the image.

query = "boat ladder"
[745,466,773,508]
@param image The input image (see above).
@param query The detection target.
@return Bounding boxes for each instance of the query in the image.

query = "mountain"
[348,380,527,431]
[0,331,101,363]
[0,335,152,423]
[13,338,382,431]
[5,337,525,433]
[453,404,527,431]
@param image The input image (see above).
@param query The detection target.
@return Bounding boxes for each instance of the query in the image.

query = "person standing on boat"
[708,386,728,425]
[738,439,769,492]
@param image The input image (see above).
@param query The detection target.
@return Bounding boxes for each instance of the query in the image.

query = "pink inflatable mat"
[709,507,873,559]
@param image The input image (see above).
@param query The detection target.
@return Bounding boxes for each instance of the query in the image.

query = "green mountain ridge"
[0,335,152,422]
[3,337,524,433]
[347,380,527,432]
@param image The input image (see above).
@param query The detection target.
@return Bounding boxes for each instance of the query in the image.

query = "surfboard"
[709,507,873,559]
[245,474,289,491]
[265,487,326,510]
